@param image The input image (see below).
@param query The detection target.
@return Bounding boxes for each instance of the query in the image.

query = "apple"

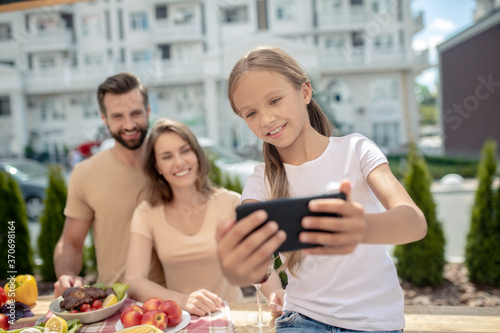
[0,313,9,330]
[141,309,168,330]
[120,305,144,328]
[142,297,163,312]
[159,300,183,327]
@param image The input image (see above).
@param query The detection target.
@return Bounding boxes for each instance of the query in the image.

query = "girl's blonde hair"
[142,118,215,206]
[227,47,337,275]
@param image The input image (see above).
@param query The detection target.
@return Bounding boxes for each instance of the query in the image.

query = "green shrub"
[37,165,67,281]
[208,155,243,194]
[81,230,97,276]
[465,140,500,286]
[0,172,33,277]
[394,143,446,287]
[387,154,478,180]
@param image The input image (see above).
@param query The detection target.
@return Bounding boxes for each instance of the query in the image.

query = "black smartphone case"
[235,192,346,253]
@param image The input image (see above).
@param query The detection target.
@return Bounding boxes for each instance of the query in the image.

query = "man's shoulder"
[72,150,112,175]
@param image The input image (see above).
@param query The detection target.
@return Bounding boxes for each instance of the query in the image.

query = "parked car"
[98,137,259,184]
[0,158,69,221]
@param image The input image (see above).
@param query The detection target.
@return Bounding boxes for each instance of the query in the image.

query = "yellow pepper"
[4,274,38,306]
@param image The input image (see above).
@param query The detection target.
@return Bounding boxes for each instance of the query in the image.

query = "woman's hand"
[299,181,367,255]
[268,288,285,319]
[216,209,286,286]
[182,289,223,316]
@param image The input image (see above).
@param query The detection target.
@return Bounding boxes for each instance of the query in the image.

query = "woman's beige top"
[130,188,244,302]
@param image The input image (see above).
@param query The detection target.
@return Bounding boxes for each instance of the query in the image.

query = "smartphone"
[235,192,346,253]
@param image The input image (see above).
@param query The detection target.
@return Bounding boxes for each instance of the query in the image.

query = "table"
[16,295,276,333]
[16,295,500,333]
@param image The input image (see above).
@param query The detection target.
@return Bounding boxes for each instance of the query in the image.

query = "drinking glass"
[245,256,275,332]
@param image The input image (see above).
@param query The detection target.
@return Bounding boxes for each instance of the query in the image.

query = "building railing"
[317,5,367,28]
[24,58,203,92]
[320,47,428,68]
[153,18,202,39]
[23,28,73,52]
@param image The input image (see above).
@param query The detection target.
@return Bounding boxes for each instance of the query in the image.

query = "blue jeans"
[275,311,403,333]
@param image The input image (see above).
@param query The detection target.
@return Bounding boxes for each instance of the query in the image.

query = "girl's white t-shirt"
[241,134,405,331]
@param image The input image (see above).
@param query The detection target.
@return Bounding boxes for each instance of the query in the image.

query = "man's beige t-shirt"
[64,149,165,286]
[130,189,244,302]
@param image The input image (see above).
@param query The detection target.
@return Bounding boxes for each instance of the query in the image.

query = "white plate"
[49,293,128,324]
[115,310,190,333]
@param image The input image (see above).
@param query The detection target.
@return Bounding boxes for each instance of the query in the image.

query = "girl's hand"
[183,289,223,316]
[216,210,286,286]
[299,181,367,255]
[268,288,285,319]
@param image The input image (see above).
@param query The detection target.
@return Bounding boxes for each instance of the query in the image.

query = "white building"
[0,0,429,160]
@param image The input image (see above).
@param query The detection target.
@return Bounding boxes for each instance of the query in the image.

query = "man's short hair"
[97,72,149,116]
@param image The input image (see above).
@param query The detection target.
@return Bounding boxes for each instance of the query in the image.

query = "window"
[39,56,55,69]
[369,77,399,102]
[132,50,151,63]
[84,53,103,65]
[221,6,248,23]
[373,122,399,148]
[325,36,345,49]
[352,31,364,47]
[173,7,194,23]
[118,9,124,40]
[374,34,393,49]
[0,96,10,116]
[158,44,170,59]
[327,79,352,104]
[351,0,363,5]
[156,5,168,19]
[0,23,12,40]
[120,47,126,63]
[276,1,295,21]
[81,13,102,36]
[325,0,342,9]
[130,12,148,31]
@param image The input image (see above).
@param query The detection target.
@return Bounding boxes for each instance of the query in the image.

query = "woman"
[125,118,244,316]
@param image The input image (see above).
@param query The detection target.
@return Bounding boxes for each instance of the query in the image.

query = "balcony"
[320,47,425,71]
[317,5,368,30]
[413,11,424,34]
[23,28,73,53]
[24,59,203,94]
[152,18,203,42]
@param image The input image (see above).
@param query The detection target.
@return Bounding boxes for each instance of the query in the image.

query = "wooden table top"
[19,295,500,333]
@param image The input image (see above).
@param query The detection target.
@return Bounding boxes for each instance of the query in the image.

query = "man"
[54,73,165,296]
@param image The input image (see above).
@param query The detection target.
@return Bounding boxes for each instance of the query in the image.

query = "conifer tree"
[38,165,67,281]
[0,172,33,277]
[465,140,500,286]
[394,143,446,286]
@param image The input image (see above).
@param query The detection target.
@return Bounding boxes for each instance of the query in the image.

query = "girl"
[125,118,244,316]
[216,47,427,332]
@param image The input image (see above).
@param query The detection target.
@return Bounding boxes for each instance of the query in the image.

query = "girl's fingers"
[218,210,268,251]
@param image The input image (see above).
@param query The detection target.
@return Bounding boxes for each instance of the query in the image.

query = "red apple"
[142,297,163,312]
[120,305,144,328]
[0,313,10,330]
[159,300,183,327]
[141,309,168,330]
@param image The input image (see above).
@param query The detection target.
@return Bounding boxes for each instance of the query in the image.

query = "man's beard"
[109,126,148,150]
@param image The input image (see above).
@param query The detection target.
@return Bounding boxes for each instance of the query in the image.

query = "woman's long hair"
[142,118,215,206]
[227,47,337,275]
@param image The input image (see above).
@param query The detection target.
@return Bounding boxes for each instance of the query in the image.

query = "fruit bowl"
[48,293,128,324]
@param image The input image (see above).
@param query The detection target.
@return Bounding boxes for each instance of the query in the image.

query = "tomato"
[84,308,93,312]
[80,303,91,312]
[92,300,102,309]
[69,310,78,314]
